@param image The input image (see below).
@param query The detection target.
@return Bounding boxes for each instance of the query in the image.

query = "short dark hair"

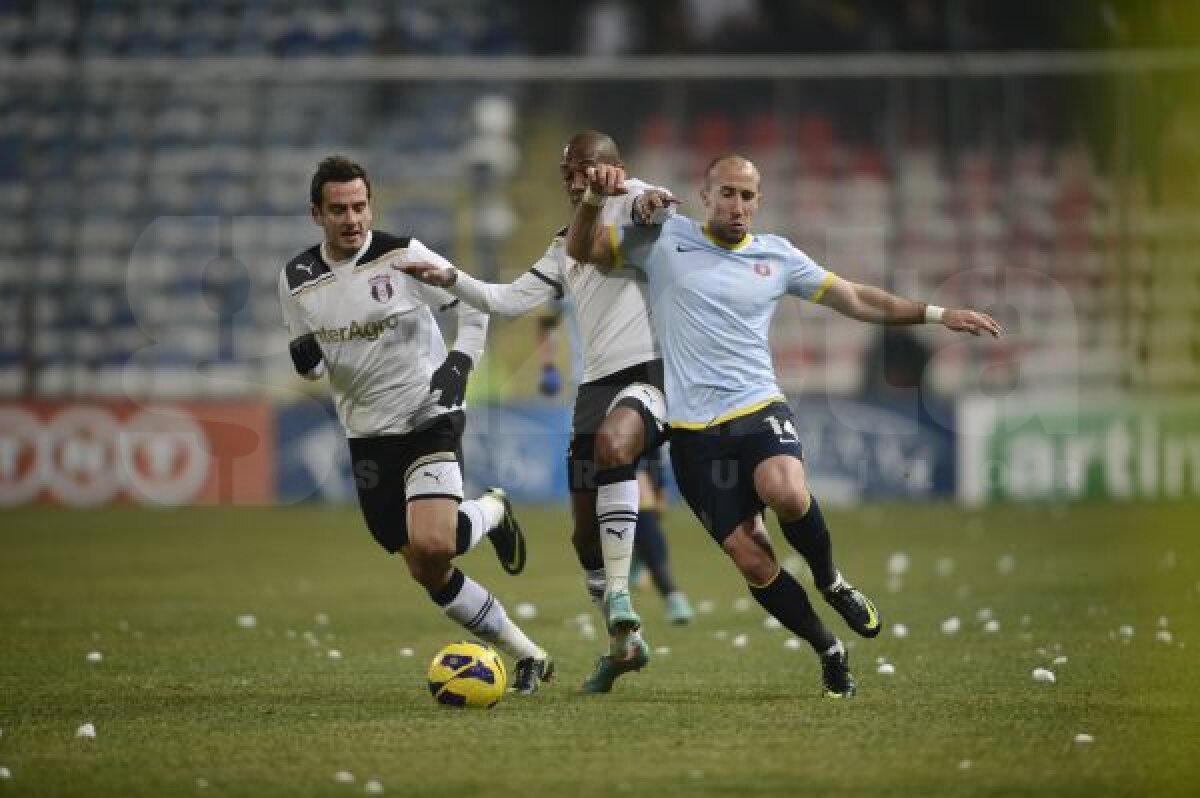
[311,155,371,207]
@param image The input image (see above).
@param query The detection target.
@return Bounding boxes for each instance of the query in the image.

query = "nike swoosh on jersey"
[676,244,707,252]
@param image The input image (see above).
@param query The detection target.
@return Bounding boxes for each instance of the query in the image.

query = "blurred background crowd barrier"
[1,0,1197,506]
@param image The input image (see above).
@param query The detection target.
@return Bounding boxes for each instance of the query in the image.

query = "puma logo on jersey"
[422,470,442,483]
[604,527,625,540]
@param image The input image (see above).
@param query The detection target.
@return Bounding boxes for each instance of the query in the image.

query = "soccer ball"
[427,641,507,708]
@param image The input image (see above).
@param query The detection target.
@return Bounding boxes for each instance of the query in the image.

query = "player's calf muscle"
[401,547,452,588]
[722,528,777,585]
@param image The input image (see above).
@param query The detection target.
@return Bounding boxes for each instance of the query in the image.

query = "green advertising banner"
[959,398,1200,503]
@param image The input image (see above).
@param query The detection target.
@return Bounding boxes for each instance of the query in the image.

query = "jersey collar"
[321,230,373,269]
[702,223,752,251]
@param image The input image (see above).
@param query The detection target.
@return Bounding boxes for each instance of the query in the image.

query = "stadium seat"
[0,366,22,397]
[4,4,1169,401]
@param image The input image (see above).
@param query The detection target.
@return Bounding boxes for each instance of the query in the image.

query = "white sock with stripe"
[596,474,639,597]
[433,569,541,661]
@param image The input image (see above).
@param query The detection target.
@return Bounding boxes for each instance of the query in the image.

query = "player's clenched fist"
[633,189,678,225]
[584,163,628,197]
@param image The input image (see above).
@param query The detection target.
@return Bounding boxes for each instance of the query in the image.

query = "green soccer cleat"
[580,637,650,694]
[603,589,641,636]
[484,487,527,575]
[820,646,857,698]
[822,581,881,638]
[664,591,695,625]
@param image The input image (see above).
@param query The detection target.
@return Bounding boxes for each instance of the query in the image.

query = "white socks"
[596,478,639,596]
[439,571,541,661]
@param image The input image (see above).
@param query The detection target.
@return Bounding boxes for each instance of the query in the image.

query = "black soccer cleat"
[820,647,857,698]
[484,487,526,575]
[822,581,882,638]
[510,653,555,695]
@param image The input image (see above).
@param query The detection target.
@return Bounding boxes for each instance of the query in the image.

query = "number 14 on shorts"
[764,414,799,443]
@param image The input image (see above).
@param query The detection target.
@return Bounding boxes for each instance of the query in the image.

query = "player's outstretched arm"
[397,260,456,287]
[565,163,627,270]
[397,260,558,319]
[819,276,1003,337]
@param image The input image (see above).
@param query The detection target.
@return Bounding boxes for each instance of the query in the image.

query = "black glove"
[429,350,473,408]
[288,333,322,376]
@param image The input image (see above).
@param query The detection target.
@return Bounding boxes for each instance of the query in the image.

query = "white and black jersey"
[278,230,487,438]
[447,179,663,383]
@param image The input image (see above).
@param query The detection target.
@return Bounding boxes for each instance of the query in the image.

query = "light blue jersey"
[609,214,834,428]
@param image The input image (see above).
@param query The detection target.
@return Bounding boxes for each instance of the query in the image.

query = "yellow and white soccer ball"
[427,641,507,708]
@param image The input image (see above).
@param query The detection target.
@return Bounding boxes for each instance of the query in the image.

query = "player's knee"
[757,473,809,520]
[766,487,810,521]
[594,426,637,470]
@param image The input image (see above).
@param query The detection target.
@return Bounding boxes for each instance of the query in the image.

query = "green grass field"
[1,502,1197,798]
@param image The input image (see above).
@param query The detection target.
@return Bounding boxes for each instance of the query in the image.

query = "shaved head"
[560,130,623,207]
[704,153,758,186]
[564,130,621,165]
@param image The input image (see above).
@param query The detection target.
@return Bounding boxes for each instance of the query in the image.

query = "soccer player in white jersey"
[278,156,553,693]
[567,155,1001,697]
[537,303,695,629]
[400,131,678,693]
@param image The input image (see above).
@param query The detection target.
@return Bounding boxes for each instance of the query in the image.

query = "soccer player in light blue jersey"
[567,155,1001,697]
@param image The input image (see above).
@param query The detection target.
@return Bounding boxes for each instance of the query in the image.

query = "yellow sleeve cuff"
[810,272,836,304]
[606,224,623,269]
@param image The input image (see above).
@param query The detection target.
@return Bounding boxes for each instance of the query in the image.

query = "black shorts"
[567,359,665,492]
[347,411,465,553]
[670,401,804,543]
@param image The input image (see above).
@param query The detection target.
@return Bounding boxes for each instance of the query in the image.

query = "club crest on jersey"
[752,261,772,277]
[368,274,394,303]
